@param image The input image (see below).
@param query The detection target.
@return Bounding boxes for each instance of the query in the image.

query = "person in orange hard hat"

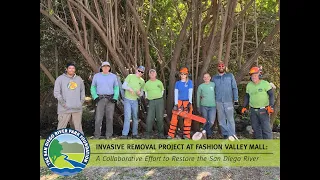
[241,66,275,139]
[167,67,194,139]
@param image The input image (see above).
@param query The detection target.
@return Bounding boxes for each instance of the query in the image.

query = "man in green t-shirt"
[121,66,146,139]
[196,73,216,139]
[241,67,275,139]
[143,69,165,139]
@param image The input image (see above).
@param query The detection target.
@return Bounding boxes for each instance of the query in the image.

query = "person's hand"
[241,107,248,114]
[111,99,117,103]
[266,106,274,114]
[173,104,178,111]
[136,90,141,96]
[187,102,192,110]
[145,99,149,107]
[234,101,239,109]
[128,88,135,95]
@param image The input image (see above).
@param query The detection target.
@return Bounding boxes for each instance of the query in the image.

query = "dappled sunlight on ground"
[40,174,60,180]
[145,169,155,177]
[103,171,115,179]
[196,171,211,180]
[221,172,233,180]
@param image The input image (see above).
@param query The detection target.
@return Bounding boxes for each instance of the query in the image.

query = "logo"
[258,88,263,92]
[67,81,78,90]
[42,128,90,176]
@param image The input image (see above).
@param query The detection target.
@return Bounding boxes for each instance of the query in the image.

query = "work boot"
[132,135,141,139]
[167,135,173,139]
[120,135,128,139]
[90,136,101,139]
[182,135,191,140]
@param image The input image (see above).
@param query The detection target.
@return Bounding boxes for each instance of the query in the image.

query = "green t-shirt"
[124,74,145,100]
[197,82,216,108]
[144,79,164,100]
[246,80,271,108]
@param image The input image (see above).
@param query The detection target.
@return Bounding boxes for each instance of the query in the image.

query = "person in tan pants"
[53,62,85,134]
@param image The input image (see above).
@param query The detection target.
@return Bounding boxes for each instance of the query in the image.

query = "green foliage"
[49,139,63,165]
[274,118,280,126]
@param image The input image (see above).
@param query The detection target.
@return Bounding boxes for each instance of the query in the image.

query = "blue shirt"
[91,72,118,95]
[212,73,238,102]
[175,80,193,100]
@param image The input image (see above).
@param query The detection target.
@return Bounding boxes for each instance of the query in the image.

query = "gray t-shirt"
[91,72,118,95]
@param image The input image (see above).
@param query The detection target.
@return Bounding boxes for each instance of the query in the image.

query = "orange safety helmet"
[179,67,188,74]
[249,67,261,75]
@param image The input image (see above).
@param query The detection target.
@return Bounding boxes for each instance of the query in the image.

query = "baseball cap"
[149,69,156,74]
[137,66,145,72]
[101,61,110,66]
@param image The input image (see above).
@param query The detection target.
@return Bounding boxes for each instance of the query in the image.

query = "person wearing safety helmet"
[167,67,193,139]
[241,66,275,139]
[90,61,120,139]
[212,61,239,140]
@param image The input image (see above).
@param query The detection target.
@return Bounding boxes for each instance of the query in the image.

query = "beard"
[218,68,225,73]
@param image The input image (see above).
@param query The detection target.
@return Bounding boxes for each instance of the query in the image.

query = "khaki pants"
[57,112,84,135]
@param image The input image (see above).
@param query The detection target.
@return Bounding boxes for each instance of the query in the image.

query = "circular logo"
[42,128,90,176]
[67,81,78,90]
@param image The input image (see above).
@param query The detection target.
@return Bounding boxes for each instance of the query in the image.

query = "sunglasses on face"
[138,70,144,74]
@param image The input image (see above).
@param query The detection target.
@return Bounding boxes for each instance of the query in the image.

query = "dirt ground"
[40,166,280,180]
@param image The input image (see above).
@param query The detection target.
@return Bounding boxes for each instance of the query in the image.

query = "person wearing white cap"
[121,66,146,139]
[90,61,119,139]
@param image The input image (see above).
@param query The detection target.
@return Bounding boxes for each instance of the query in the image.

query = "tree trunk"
[270,91,280,127]
[197,0,221,84]
[67,0,128,76]
[254,0,259,66]
[235,21,280,83]
[126,0,151,70]
[223,0,238,67]
[55,44,58,78]
[217,0,231,62]
[40,8,99,73]
[40,62,55,85]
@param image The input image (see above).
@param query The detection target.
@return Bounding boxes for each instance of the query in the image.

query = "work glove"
[266,106,274,114]
[111,99,117,103]
[234,101,239,109]
[173,104,178,111]
[186,102,192,111]
[241,107,248,114]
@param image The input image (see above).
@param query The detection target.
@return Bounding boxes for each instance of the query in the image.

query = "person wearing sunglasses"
[167,67,193,139]
[121,66,146,139]
[212,61,239,140]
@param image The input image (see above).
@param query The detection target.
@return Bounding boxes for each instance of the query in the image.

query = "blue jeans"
[122,98,139,136]
[200,106,216,136]
[216,102,235,137]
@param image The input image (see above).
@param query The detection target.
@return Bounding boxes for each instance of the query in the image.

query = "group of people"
[53,61,275,140]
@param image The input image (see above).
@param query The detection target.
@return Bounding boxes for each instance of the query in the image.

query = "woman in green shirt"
[196,73,216,138]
